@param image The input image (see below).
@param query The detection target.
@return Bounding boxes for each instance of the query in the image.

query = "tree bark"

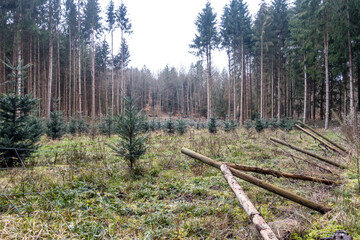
[91,31,95,123]
[47,4,53,117]
[347,0,354,123]
[303,56,307,123]
[277,59,281,121]
[225,162,337,185]
[294,124,342,154]
[78,0,82,116]
[260,35,264,119]
[181,148,331,214]
[228,52,231,119]
[68,28,72,117]
[206,47,212,119]
[324,2,330,129]
[298,121,349,153]
[240,37,244,125]
[220,164,278,240]
[271,60,274,119]
[111,30,114,116]
[270,137,347,169]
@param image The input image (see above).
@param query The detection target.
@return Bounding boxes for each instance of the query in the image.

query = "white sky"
[98,0,269,73]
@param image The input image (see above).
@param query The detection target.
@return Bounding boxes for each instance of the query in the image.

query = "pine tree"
[254,118,264,132]
[0,61,43,167]
[0,94,43,167]
[46,110,66,140]
[165,118,175,134]
[68,118,78,135]
[190,2,219,119]
[84,0,101,123]
[106,0,117,116]
[176,118,187,135]
[224,119,237,132]
[208,117,217,134]
[110,97,147,171]
[116,2,132,113]
[99,115,114,138]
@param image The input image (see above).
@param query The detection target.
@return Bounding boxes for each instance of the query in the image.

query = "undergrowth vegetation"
[1,126,360,239]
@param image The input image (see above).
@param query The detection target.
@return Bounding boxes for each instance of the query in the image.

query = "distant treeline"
[0,0,359,128]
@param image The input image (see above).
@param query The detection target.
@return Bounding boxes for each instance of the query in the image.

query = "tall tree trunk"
[37,37,40,114]
[105,67,108,115]
[240,37,244,125]
[83,57,88,116]
[57,30,61,111]
[344,73,347,116]
[303,55,307,123]
[228,52,231,119]
[249,56,253,120]
[78,47,82,116]
[233,53,237,120]
[120,30,125,113]
[33,37,37,98]
[78,0,82,116]
[73,46,76,115]
[91,31,95,123]
[312,76,316,120]
[271,60,274,119]
[98,74,102,119]
[260,35,264,119]
[206,48,212,119]
[16,32,22,96]
[111,30,114,116]
[347,0,354,122]
[116,70,120,114]
[358,58,360,111]
[28,39,32,95]
[324,3,330,129]
[277,60,281,121]
[68,29,72,117]
[47,6,53,118]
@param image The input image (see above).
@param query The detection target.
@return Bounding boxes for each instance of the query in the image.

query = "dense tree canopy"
[0,0,359,126]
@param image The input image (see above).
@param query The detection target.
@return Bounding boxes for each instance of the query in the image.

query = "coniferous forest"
[0,0,359,126]
[1,0,360,239]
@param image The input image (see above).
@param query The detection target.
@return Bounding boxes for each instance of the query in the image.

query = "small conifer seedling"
[110,97,147,171]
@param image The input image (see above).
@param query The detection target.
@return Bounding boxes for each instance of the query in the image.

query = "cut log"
[298,121,349,154]
[295,124,342,154]
[181,148,331,214]
[225,162,337,185]
[220,164,278,240]
[270,137,348,169]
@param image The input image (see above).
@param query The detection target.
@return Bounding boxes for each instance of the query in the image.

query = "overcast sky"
[99,0,269,73]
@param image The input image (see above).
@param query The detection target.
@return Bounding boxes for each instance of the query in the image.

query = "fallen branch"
[295,124,342,154]
[270,138,348,169]
[181,148,331,214]
[220,164,278,240]
[225,162,337,185]
[298,121,349,154]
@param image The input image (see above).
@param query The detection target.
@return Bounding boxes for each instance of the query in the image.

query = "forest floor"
[0,127,360,239]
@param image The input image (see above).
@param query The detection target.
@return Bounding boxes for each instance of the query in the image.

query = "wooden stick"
[220,164,278,240]
[295,124,342,154]
[225,162,338,185]
[181,148,331,214]
[298,121,349,154]
[270,138,348,169]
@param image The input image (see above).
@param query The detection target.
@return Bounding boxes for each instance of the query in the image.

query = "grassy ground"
[1,128,360,239]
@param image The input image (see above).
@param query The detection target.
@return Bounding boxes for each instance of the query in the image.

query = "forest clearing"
[1,120,360,239]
